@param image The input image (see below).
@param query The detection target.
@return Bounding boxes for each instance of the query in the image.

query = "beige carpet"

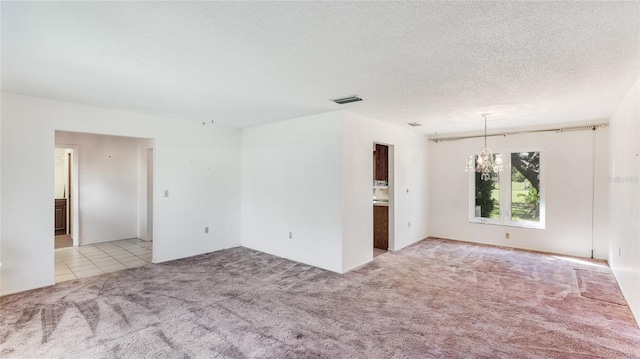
[574,268,627,306]
[1,238,639,358]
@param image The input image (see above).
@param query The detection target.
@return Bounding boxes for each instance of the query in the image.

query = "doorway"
[373,143,390,257]
[54,147,75,248]
[54,131,154,283]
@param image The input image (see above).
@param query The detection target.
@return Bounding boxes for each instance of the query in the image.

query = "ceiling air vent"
[331,96,363,105]
[407,122,422,127]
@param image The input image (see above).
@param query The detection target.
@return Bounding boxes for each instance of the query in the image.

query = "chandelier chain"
[483,114,488,148]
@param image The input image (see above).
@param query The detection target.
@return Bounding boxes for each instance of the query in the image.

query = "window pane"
[511,152,540,222]
[475,170,500,219]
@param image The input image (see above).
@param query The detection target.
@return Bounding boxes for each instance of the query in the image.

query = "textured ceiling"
[2,2,639,134]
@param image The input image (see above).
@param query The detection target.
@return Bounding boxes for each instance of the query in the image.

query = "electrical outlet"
[408,221,411,228]
[164,190,169,198]
[289,232,293,239]
[505,233,510,239]
[205,226,209,234]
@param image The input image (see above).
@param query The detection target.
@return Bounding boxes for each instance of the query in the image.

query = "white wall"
[241,112,344,272]
[609,77,640,324]
[341,112,430,272]
[593,127,611,260]
[56,131,142,245]
[137,140,154,241]
[241,111,430,273]
[0,93,242,295]
[429,128,610,259]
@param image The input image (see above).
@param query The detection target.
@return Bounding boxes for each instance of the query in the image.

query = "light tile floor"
[55,238,152,283]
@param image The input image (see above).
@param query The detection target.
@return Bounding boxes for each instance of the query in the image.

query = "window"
[510,152,540,223]
[474,170,500,220]
[470,151,544,228]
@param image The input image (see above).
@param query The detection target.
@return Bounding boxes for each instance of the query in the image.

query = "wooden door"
[374,144,388,181]
[54,199,67,235]
[373,205,389,249]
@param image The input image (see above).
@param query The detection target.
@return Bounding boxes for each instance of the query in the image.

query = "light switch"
[164,190,169,198]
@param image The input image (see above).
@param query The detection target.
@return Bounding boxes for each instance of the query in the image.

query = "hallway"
[54,238,152,282]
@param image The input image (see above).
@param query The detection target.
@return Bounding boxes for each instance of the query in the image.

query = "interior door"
[54,199,67,235]
[373,205,389,250]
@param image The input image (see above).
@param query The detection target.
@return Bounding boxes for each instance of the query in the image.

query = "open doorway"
[54,147,74,248]
[54,131,154,283]
[373,143,392,257]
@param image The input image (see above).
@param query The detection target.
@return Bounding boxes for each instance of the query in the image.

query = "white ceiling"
[2,2,639,134]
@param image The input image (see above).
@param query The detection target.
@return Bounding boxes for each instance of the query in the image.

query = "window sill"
[469,218,545,230]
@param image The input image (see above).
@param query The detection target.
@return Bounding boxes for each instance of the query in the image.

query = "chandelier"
[465,114,503,181]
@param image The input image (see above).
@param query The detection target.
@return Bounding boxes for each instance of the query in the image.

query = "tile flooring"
[55,238,152,283]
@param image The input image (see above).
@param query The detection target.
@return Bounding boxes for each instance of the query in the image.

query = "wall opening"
[373,142,394,257]
[54,131,154,283]
[54,147,74,248]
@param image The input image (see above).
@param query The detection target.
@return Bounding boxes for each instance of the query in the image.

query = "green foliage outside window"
[511,152,540,221]
[475,172,498,218]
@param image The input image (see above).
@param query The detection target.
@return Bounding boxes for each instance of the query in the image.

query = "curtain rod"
[430,123,608,143]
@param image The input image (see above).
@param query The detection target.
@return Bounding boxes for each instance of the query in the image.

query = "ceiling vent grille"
[332,96,362,104]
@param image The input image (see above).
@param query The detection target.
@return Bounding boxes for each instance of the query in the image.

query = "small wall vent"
[331,96,363,105]
[407,122,422,127]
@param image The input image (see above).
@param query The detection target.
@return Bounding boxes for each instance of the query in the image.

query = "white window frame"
[469,150,545,229]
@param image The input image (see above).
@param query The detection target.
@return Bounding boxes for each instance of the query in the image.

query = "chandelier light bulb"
[464,114,503,180]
